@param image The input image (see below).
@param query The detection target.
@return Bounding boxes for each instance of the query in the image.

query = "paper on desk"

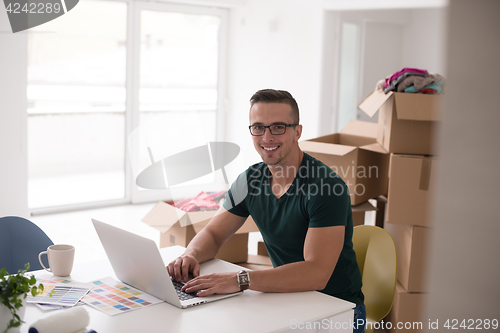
[34,301,86,311]
[82,276,163,316]
[27,275,92,308]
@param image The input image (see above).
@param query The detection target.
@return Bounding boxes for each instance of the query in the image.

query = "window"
[27,0,228,212]
[130,3,226,203]
[28,0,127,210]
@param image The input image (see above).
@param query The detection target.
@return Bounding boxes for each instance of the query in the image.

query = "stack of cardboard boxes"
[299,89,441,331]
[359,90,442,332]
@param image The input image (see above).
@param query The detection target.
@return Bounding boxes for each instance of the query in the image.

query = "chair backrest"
[353,225,397,323]
[0,216,54,273]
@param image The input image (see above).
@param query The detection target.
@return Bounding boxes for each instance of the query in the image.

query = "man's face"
[249,102,302,166]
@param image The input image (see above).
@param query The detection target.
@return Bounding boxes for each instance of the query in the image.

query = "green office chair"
[353,225,397,333]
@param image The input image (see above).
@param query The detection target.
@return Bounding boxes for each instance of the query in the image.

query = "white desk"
[21,246,354,333]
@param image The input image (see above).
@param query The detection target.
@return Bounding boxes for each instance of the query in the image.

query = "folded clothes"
[404,78,444,94]
[384,72,428,93]
[397,73,443,92]
[415,88,438,94]
[172,190,227,212]
[384,67,428,88]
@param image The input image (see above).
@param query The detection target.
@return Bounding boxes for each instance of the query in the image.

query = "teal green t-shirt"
[223,153,364,305]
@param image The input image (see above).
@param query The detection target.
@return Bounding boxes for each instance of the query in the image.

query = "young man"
[167,89,365,332]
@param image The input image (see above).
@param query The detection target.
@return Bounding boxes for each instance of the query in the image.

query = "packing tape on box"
[419,156,432,191]
[28,306,90,333]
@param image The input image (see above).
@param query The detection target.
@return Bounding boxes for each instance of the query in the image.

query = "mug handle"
[38,251,51,272]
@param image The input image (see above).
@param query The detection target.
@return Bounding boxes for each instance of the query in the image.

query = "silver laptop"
[91,218,242,308]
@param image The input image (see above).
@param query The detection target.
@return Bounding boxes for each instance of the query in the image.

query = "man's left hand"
[181,272,241,296]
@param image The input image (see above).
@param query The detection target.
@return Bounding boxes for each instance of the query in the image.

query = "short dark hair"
[249,89,300,124]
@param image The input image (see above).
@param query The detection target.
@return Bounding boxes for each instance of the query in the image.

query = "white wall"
[0,10,29,218]
[402,8,447,75]
[225,0,325,169]
[424,0,500,328]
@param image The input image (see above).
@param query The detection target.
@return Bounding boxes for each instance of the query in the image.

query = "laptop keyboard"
[172,280,198,301]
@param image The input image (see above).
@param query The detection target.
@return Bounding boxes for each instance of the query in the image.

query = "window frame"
[130,1,228,204]
[28,0,229,214]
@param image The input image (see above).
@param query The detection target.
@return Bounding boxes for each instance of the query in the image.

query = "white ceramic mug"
[38,244,75,276]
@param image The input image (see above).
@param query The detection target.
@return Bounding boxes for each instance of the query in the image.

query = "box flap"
[307,133,340,144]
[340,120,377,139]
[351,200,377,213]
[360,143,389,154]
[299,140,356,157]
[419,156,433,191]
[142,201,186,232]
[393,93,441,121]
[358,90,393,117]
[338,133,376,147]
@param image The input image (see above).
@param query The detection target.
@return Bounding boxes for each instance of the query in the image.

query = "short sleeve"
[307,180,351,228]
[222,171,250,218]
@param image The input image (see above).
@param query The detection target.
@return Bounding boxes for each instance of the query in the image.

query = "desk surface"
[21,246,354,333]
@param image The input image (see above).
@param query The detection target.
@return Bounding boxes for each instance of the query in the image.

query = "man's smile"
[262,145,280,152]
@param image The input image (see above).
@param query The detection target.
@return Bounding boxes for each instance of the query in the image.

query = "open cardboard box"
[386,154,439,227]
[142,201,259,263]
[352,200,377,226]
[299,120,389,205]
[359,90,442,155]
[385,223,431,292]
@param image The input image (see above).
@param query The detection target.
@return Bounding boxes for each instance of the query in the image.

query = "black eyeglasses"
[248,124,298,136]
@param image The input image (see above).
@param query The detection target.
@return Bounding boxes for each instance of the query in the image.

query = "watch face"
[238,271,249,285]
[239,274,249,285]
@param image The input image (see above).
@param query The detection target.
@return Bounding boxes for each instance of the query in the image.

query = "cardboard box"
[384,223,431,292]
[237,263,273,271]
[299,120,389,205]
[257,241,269,257]
[386,154,438,227]
[142,201,259,263]
[385,282,427,333]
[374,195,387,228]
[245,254,273,266]
[359,90,442,155]
[237,254,273,271]
[352,200,378,226]
[335,119,378,146]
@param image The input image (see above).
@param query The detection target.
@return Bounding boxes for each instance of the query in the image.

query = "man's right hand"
[167,254,201,282]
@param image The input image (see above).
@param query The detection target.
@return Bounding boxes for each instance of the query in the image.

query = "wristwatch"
[237,270,250,291]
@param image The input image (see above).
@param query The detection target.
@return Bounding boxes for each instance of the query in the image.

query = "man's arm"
[182,225,344,296]
[167,206,247,282]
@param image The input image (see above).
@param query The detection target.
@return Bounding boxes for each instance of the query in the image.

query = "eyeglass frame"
[248,123,299,136]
